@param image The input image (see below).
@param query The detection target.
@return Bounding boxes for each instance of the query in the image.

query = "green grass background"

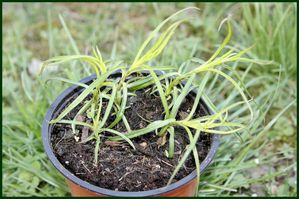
[2,2,297,196]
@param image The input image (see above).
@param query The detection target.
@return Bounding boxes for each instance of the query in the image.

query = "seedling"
[41,7,260,195]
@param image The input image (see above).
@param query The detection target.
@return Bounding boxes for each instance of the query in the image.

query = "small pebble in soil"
[139,142,148,148]
[74,136,79,142]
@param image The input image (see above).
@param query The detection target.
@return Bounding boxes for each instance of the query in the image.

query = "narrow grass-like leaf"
[167,127,175,158]
[170,74,195,118]
[72,100,92,134]
[222,65,253,100]
[58,14,80,55]
[232,98,295,165]
[51,71,113,123]
[206,17,232,64]
[3,150,61,188]
[100,128,135,150]
[47,9,54,57]
[204,127,244,134]
[93,93,103,128]
[184,126,201,196]
[168,86,179,109]
[128,72,178,91]
[21,71,33,102]
[205,101,247,125]
[45,77,89,88]
[141,67,170,118]
[110,119,175,141]
[108,83,128,128]
[41,55,101,77]
[79,134,95,144]
[130,66,176,75]
[185,72,210,121]
[205,68,253,121]
[52,120,93,129]
[58,14,92,75]
[207,121,245,129]
[158,73,196,137]
[94,137,101,165]
[131,7,200,68]
[98,84,117,129]
[122,115,132,132]
[204,182,237,192]
[130,19,187,70]
[92,46,107,74]
[168,129,201,185]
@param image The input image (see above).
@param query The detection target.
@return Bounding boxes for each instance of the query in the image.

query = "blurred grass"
[2,2,297,196]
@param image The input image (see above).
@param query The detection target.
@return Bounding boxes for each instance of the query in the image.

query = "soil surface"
[51,81,212,192]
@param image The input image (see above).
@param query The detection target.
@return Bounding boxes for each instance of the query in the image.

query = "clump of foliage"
[41,7,261,194]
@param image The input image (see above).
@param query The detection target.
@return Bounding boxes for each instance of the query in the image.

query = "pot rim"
[42,71,220,197]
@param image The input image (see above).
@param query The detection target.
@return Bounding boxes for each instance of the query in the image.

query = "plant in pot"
[41,7,256,197]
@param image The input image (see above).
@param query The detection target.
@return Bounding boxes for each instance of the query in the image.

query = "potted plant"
[41,7,255,196]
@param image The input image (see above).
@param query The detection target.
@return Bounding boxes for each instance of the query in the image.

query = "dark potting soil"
[51,84,212,192]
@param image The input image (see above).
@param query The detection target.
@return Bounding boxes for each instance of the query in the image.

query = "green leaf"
[206,17,232,64]
[98,84,117,129]
[130,19,186,70]
[50,70,113,123]
[205,68,253,121]
[44,77,89,88]
[108,83,128,128]
[170,74,195,118]
[94,137,101,165]
[131,7,200,70]
[52,119,93,129]
[21,71,33,102]
[122,115,132,132]
[185,72,210,121]
[148,69,170,118]
[184,126,201,196]
[128,71,178,91]
[100,128,135,150]
[94,92,103,128]
[41,55,101,77]
[167,127,175,159]
[110,119,175,140]
[168,129,201,185]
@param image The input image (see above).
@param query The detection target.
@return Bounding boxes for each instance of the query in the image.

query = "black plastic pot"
[42,71,220,196]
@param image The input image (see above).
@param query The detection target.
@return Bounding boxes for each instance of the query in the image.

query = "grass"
[2,2,297,196]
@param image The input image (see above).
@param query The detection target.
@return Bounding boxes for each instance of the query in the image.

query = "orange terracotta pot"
[42,71,220,197]
[66,178,198,197]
